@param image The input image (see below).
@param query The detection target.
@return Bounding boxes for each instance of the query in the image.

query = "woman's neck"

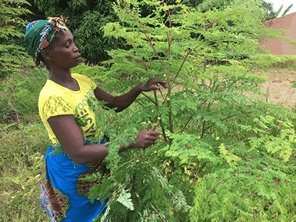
[48,66,72,83]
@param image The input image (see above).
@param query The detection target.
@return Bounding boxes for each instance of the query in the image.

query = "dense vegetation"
[0,0,32,77]
[1,0,286,67]
[1,0,296,221]
[78,0,296,221]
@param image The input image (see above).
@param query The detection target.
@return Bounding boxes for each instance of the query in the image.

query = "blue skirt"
[39,140,108,222]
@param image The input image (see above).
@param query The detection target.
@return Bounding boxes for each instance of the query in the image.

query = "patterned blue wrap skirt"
[39,139,108,222]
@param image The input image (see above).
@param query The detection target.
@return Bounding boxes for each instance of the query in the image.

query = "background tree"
[260,1,277,20]
[0,0,32,77]
[275,3,293,17]
[24,0,125,64]
[19,0,280,64]
[260,1,294,21]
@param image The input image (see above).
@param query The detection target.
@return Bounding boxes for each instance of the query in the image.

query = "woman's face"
[45,30,81,69]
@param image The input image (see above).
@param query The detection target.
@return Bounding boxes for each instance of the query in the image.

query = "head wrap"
[24,16,70,58]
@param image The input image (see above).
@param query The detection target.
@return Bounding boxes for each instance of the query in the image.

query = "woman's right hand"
[132,131,160,149]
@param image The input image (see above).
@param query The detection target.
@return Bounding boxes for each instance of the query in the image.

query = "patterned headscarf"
[24,16,70,59]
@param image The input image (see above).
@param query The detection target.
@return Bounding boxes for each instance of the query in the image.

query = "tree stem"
[153,90,159,106]
[167,23,173,135]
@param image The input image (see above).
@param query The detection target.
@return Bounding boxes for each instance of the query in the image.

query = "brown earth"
[258,69,296,109]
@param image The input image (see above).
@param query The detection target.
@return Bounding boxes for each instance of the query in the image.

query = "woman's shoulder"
[72,73,97,90]
[38,82,74,114]
[72,73,92,82]
[39,80,67,98]
[38,81,72,111]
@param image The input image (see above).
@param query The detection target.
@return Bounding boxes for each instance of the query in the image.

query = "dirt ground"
[259,69,296,109]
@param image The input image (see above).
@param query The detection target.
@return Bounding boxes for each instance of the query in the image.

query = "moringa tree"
[66,0,296,221]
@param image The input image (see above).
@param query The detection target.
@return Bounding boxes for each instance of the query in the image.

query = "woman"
[24,16,166,222]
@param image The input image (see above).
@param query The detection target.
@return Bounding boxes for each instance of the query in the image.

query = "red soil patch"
[259,69,296,109]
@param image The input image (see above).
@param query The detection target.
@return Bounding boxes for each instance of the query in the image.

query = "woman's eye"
[65,44,70,48]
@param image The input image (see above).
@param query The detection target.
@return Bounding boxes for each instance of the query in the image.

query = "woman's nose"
[73,45,79,52]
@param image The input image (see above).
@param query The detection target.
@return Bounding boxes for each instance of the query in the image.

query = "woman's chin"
[71,60,80,68]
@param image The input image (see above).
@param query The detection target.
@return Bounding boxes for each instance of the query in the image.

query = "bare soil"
[259,69,296,109]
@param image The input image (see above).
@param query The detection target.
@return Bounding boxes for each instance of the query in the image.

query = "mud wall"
[260,12,296,57]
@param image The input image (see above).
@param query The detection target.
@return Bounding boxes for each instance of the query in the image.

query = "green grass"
[0,114,51,222]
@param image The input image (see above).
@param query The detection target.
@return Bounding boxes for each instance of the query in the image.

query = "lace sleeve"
[42,95,75,120]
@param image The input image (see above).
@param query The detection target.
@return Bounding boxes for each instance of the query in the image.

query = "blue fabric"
[40,139,108,222]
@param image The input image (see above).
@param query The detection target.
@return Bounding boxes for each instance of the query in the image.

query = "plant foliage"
[27,0,277,64]
[0,0,32,77]
[0,67,48,117]
[71,0,296,220]
[31,0,125,63]
[275,3,293,18]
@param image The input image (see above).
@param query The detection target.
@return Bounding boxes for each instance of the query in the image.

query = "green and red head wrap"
[24,16,70,60]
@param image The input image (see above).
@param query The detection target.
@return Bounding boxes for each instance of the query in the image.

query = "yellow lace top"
[38,74,98,144]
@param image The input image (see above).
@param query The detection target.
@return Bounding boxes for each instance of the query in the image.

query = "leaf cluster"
[0,0,32,77]
[71,0,296,221]
[0,67,48,118]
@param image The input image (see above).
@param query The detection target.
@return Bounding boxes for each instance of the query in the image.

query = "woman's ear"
[41,50,52,63]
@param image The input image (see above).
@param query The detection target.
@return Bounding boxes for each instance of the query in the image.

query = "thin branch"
[156,83,165,101]
[198,99,208,109]
[181,99,208,133]
[161,127,168,142]
[170,48,192,87]
[203,14,207,30]
[203,114,236,133]
[201,117,207,138]
[170,15,224,88]
[136,101,145,107]
[150,203,167,222]
[166,4,172,29]
[253,209,257,222]
[248,188,253,200]
[170,11,240,88]
[225,125,281,150]
[141,92,158,106]
[201,100,215,137]
[181,116,193,133]
[170,33,203,88]
[128,8,169,77]
[153,90,159,106]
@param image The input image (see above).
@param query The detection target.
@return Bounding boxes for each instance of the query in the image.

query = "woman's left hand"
[139,79,168,92]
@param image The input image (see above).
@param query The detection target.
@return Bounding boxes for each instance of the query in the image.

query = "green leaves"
[68,0,87,10]
[74,0,296,220]
[0,0,32,77]
[164,132,218,164]
[116,189,134,211]
[191,159,296,221]
[78,171,102,183]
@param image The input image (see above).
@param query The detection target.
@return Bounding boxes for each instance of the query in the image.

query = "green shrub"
[2,0,296,221]
[0,0,32,77]
[67,0,296,221]
[0,66,48,117]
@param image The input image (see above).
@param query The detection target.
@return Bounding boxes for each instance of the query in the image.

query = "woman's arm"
[94,79,167,112]
[94,85,141,112]
[48,115,159,164]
